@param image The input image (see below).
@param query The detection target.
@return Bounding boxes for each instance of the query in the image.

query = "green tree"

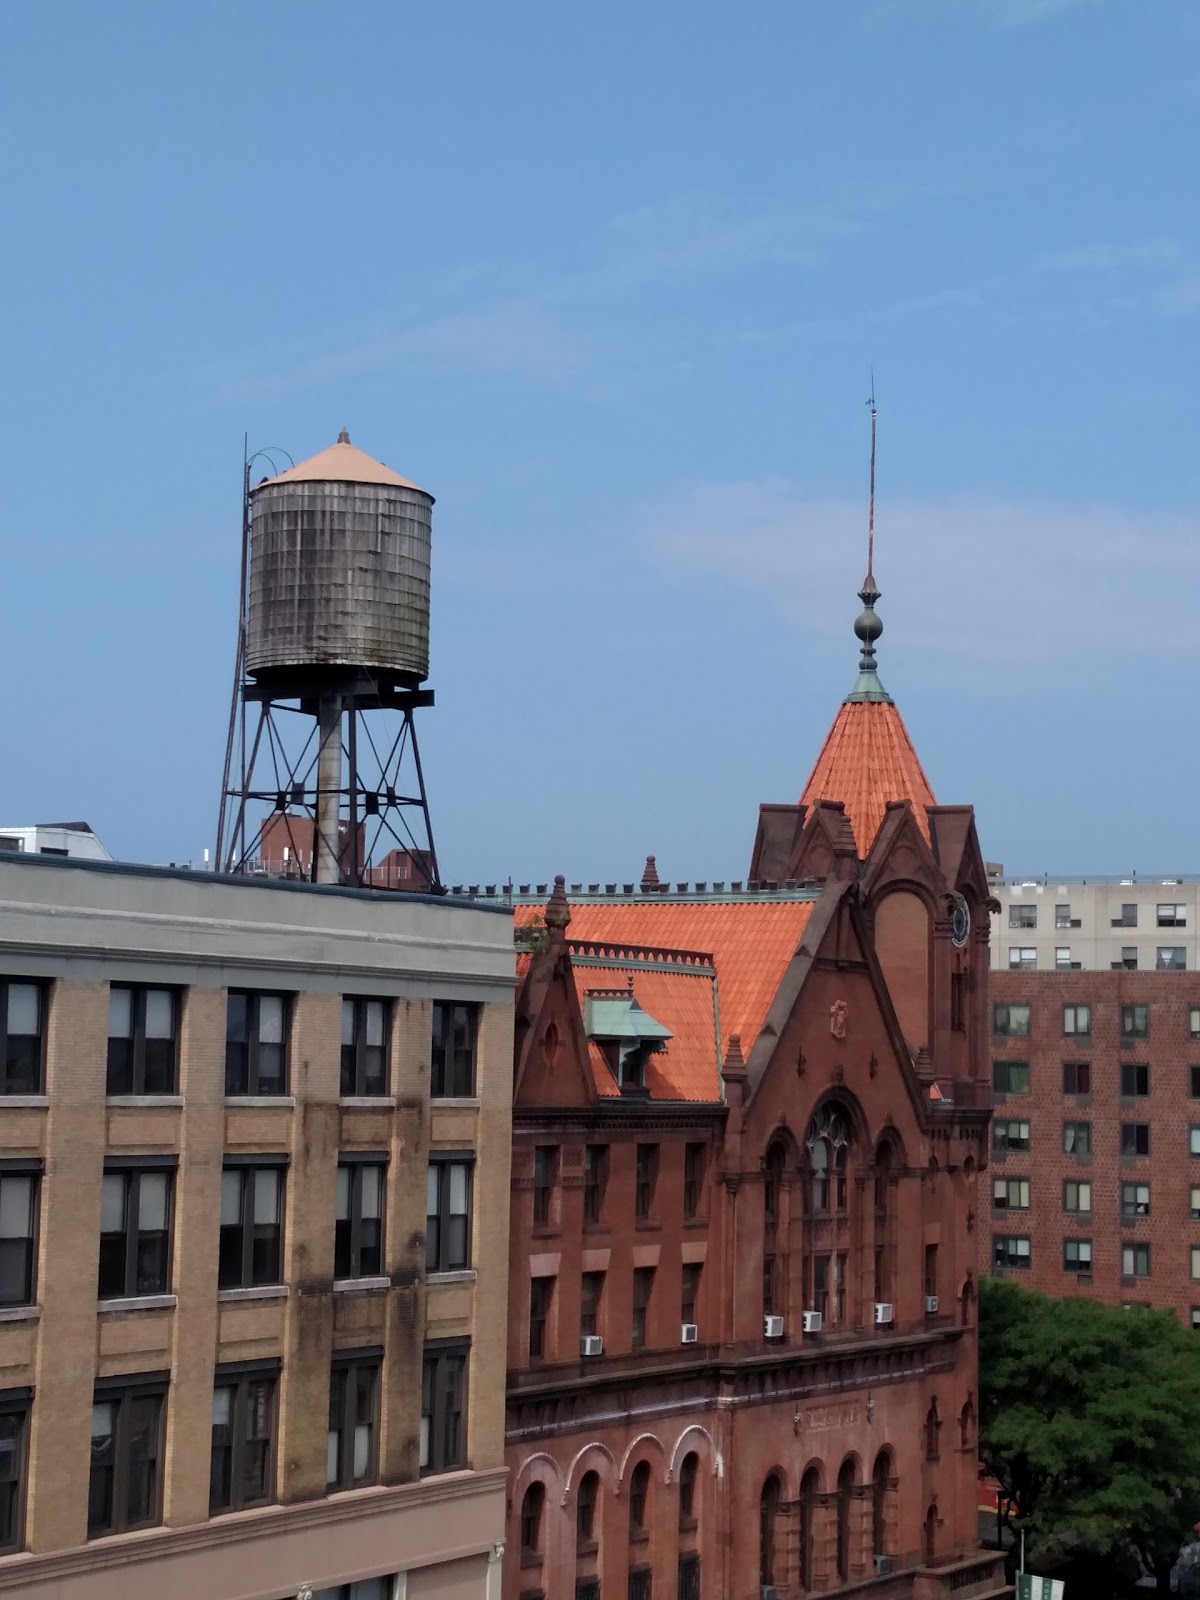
[980,1277,1200,1592]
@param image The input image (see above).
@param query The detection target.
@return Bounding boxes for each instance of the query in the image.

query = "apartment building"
[0,850,513,1600]
[986,875,1200,1318]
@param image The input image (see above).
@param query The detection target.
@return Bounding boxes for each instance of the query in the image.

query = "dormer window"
[583,989,671,1097]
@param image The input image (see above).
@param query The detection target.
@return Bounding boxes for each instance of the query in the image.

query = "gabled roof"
[801,697,935,851]
[256,432,427,495]
[514,893,815,1103]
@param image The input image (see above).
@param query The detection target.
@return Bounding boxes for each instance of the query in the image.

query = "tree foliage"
[979,1276,1200,1588]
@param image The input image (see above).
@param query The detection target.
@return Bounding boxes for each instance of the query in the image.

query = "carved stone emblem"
[830,1000,848,1040]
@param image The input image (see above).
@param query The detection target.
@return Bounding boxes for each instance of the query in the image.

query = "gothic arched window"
[871,1449,893,1557]
[629,1460,651,1536]
[836,1457,857,1580]
[806,1106,849,1213]
[800,1466,820,1588]
[577,1470,599,1544]
[759,1472,782,1584]
[521,1482,545,1558]
[925,1399,942,1463]
[679,1452,699,1528]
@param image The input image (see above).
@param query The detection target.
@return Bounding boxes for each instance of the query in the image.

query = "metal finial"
[846,386,892,704]
[337,428,350,444]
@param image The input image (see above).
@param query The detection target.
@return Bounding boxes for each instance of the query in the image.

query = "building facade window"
[1121,1123,1151,1157]
[578,1469,600,1543]
[580,1271,604,1340]
[421,1343,468,1474]
[1062,1061,1091,1095]
[210,1365,277,1514]
[629,1458,651,1534]
[88,1378,166,1537]
[0,1168,38,1307]
[1157,947,1187,971]
[0,982,43,1095]
[1120,1062,1150,1098]
[532,1146,557,1228]
[1008,948,1037,970]
[1118,947,1138,970]
[225,991,288,1096]
[1157,903,1187,927]
[681,1262,702,1330]
[632,1267,654,1351]
[1113,902,1138,928]
[529,1276,554,1361]
[219,1163,284,1289]
[0,1394,29,1554]
[583,1143,607,1224]
[312,1581,393,1600]
[993,1061,1030,1096]
[107,986,177,1096]
[1190,1066,1200,1099]
[326,1354,379,1490]
[678,1450,699,1527]
[340,998,389,1097]
[993,1002,1030,1037]
[1191,1187,1200,1220]
[1191,1006,1200,1039]
[520,1482,545,1562]
[837,1457,856,1580]
[683,1142,705,1219]
[872,1449,893,1557]
[1121,1182,1151,1217]
[993,1235,1031,1271]
[336,1161,385,1279]
[1063,1179,1092,1213]
[99,1165,173,1299]
[1190,1128,1200,1157]
[1055,947,1076,970]
[426,1157,471,1273]
[1009,904,1037,928]
[1192,1248,1200,1282]
[635,1144,658,1221]
[1063,1121,1091,1156]
[993,1119,1031,1154]
[431,1001,477,1098]
[925,1399,941,1462]
[993,1177,1030,1210]
[1121,1004,1149,1040]
[760,1472,781,1586]
[1063,1239,1093,1275]
[1123,1243,1151,1279]
[1063,1004,1091,1036]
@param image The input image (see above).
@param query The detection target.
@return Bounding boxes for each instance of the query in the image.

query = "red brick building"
[501,563,1007,1600]
[987,968,1200,1317]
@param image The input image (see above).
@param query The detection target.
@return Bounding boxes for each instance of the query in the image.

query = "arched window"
[577,1470,600,1545]
[520,1482,545,1559]
[960,1276,974,1327]
[764,1141,785,1224]
[871,1449,892,1557]
[806,1106,849,1213]
[960,1395,976,1450]
[924,1503,938,1562]
[629,1460,651,1536]
[799,1467,820,1589]
[873,1142,893,1302]
[925,1399,941,1463]
[679,1452,699,1528]
[759,1472,782,1585]
[836,1457,857,1580]
[763,1139,788,1317]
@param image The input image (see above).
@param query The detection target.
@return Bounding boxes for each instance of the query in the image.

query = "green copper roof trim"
[844,666,893,704]
[583,994,673,1043]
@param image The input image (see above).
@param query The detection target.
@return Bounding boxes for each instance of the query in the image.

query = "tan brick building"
[0,850,514,1600]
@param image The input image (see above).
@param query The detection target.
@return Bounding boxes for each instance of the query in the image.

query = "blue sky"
[1,0,1197,882]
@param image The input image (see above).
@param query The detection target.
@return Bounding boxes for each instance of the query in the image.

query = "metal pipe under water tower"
[315,693,343,884]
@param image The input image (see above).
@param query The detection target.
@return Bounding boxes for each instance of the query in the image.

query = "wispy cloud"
[629,477,1198,685]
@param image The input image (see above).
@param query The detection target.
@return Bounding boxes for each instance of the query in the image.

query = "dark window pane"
[209,1386,233,1512]
[124,1394,160,1525]
[88,1402,115,1536]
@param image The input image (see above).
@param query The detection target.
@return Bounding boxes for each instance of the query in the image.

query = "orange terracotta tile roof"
[800,698,936,852]
[514,898,815,1102]
[573,964,718,1102]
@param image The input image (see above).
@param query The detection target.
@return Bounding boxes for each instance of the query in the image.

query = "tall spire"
[846,383,892,705]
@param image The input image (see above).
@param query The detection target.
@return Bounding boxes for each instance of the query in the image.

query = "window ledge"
[427,1269,477,1287]
[0,1304,40,1324]
[0,1095,48,1109]
[634,1220,661,1233]
[430,1097,480,1109]
[218,1285,289,1304]
[682,1216,707,1230]
[106,1096,183,1109]
[338,1096,396,1109]
[333,1276,390,1295]
[98,1293,177,1314]
[225,1095,295,1109]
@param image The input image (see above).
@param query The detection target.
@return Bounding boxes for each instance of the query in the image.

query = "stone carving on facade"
[830,999,848,1039]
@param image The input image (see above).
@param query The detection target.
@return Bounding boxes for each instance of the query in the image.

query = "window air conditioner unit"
[580,1334,604,1357]
[681,1322,699,1344]
[801,1310,822,1335]
[925,1294,940,1315]
[873,1554,893,1575]
[761,1587,780,1600]
[763,1315,785,1339]
[874,1302,894,1326]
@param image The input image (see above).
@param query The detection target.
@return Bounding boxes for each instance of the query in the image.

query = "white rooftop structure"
[0,822,112,862]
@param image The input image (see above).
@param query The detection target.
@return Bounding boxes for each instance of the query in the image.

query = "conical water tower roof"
[258,431,428,496]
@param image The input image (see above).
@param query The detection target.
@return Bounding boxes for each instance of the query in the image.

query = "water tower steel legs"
[315,693,343,885]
